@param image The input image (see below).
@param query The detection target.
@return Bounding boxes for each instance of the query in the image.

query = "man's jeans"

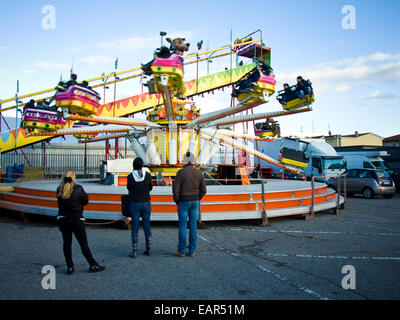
[130,202,152,245]
[298,87,312,99]
[177,200,199,255]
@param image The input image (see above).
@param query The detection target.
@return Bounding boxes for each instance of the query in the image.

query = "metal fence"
[1,153,104,176]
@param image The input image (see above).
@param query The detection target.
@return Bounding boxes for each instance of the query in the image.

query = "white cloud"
[277,51,400,93]
[356,91,400,105]
[77,56,113,65]
[314,51,400,69]
[0,45,7,50]
[21,69,33,74]
[371,90,380,98]
[34,61,67,70]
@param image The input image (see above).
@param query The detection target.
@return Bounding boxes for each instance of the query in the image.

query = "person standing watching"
[56,169,105,274]
[172,152,207,257]
[127,157,153,258]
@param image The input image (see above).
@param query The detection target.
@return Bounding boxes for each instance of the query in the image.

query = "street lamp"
[160,31,167,47]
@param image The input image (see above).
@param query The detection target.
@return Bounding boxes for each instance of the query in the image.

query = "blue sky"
[1,0,399,139]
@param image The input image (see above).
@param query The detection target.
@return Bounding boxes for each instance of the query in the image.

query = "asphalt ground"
[0,193,399,301]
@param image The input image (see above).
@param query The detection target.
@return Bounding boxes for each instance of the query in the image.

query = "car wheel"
[363,187,374,199]
[383,194,393,199]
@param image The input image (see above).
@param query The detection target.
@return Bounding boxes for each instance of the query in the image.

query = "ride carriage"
[21,105,66,132]
[276,80,314,110]
[55,85,101,116]
[142,37,190,97]
[72,121,98,140]
[254,119,280,138]
[147,106,168,123]
[147,99,200,125]
[150,53,185,92]
[174,99,201,122]
[235,72,276,103]
[233,60,276,103]
[279,147,309,168]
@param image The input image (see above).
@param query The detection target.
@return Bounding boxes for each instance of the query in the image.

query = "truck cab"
[255,138,346,180]
[304,155,346,181]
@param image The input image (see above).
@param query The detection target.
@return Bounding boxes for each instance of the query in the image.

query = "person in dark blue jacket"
[127,157,153,258]
[295,76,313,99]
[56,169,105,274]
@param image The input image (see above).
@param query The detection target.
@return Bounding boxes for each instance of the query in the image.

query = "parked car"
[272,170,306,181]
[327,169,395,199]
[387,168,400,192]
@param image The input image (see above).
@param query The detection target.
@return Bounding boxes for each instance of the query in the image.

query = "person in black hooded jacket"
[56,169,105,274]
[127,157,153,258]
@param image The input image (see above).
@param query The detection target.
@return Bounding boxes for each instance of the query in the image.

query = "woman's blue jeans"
[130,202,152,244]
[177,200,199,255]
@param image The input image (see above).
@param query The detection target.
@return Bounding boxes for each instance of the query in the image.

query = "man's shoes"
[187,252,196,257]
[89,265,106,273]
[172,250,185,258]
[67,267,74,275]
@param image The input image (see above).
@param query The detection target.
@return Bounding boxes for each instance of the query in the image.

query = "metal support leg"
[260,180,269,226]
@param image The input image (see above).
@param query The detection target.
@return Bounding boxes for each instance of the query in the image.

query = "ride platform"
[0,179,343,222]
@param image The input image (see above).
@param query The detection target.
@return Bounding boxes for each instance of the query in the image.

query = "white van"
[344,155,387,170]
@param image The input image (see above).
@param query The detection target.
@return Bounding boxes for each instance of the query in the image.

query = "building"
[383,134,400,147]
[312,132,383,147]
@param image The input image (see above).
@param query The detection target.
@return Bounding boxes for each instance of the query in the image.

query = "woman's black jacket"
[56,184,88,220]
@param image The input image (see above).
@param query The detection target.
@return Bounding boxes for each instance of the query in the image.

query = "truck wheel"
[363,187,374,199]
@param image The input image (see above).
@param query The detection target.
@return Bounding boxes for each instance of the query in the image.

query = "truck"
[255,138,346,180]
[335,151,388,171]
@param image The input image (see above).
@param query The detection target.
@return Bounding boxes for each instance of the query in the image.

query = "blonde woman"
[56,169,105,274]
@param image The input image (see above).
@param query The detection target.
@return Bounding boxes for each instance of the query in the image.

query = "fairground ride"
[0,30,315,178]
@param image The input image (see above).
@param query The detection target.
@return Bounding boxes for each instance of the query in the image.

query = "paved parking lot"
[0,193,399,300]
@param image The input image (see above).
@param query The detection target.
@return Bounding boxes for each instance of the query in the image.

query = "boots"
[144,236,151,256]
[131,237,138,258]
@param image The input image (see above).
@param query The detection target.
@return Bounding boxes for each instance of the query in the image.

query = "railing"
[310,174,346,215]
[1,153,104,178]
